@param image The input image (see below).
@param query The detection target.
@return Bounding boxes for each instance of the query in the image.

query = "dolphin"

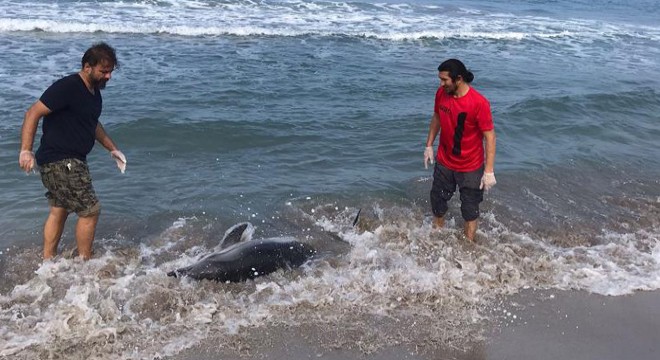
[167,222,316,282]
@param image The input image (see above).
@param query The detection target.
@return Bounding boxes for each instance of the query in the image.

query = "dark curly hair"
[81,42,119,69]
[438,59,474,83]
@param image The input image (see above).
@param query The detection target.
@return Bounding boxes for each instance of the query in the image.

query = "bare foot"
[432,216,444,229]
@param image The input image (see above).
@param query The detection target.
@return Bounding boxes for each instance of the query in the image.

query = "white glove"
[110,150,127,174]
[480,172,496,191]
[424,146,434,169]
[19,150,35,173]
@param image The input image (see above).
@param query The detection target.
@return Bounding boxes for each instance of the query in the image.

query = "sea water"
[0,0,658,358]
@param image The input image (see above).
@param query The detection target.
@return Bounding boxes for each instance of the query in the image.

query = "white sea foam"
[0,0,657,42]
[0,202,658,358]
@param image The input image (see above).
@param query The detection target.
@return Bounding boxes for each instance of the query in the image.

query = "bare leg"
[432,216,445,229]
[75,213,99,260]
[43,206,68,260]
[464,219,478,242]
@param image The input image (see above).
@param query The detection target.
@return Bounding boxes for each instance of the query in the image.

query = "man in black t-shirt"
[18,42,127,261]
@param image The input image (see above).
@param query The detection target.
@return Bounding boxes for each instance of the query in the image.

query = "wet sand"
[486,289,660,360]
[167,289,660,360]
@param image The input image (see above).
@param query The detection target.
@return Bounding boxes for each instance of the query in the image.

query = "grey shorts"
[430,162,484,221]
[39,158,101,217]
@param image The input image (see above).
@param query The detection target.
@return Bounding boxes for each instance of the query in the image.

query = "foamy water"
[0,0,658,41]
[0,0,659,358]
[1,195,658,358]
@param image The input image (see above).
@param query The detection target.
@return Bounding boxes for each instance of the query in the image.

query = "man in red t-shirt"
[423,59,497,242]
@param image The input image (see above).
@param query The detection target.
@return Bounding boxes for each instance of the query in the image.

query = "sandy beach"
[486,289,660,360]
[168,289,660,360]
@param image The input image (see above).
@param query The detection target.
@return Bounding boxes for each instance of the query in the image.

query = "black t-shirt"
[35,74,102,165]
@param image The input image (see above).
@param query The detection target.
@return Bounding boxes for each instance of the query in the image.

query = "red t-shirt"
[433,86,494,172]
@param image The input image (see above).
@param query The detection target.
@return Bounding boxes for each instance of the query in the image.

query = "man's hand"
[424,146,434,169]
[19,150,35,173]
[480,172,496,191]
[111,150,127,174]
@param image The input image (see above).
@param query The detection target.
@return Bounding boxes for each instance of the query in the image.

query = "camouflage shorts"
[39,158,101,217]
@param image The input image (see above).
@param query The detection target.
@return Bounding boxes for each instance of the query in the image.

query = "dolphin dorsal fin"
[216,222,254,250]
[352,208,361,227]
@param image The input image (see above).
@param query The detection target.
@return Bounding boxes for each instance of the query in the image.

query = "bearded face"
[86,61,115,90]
[438,71,459,96]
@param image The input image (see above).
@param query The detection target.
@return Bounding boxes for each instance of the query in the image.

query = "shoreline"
[167,289,660,360]
[486,289,660,360]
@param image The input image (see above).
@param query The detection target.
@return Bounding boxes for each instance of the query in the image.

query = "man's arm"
[423,113,441,169]
[96,122,127,173]
[95,122,119,152]
[21,100,51,152]
[482,129,496,173]
[19,100,51,172]
[425,113,441,148]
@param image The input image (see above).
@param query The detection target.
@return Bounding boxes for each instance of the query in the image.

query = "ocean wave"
[0,0,658,42]
[0,18,653,42]
[1,192,658,358]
